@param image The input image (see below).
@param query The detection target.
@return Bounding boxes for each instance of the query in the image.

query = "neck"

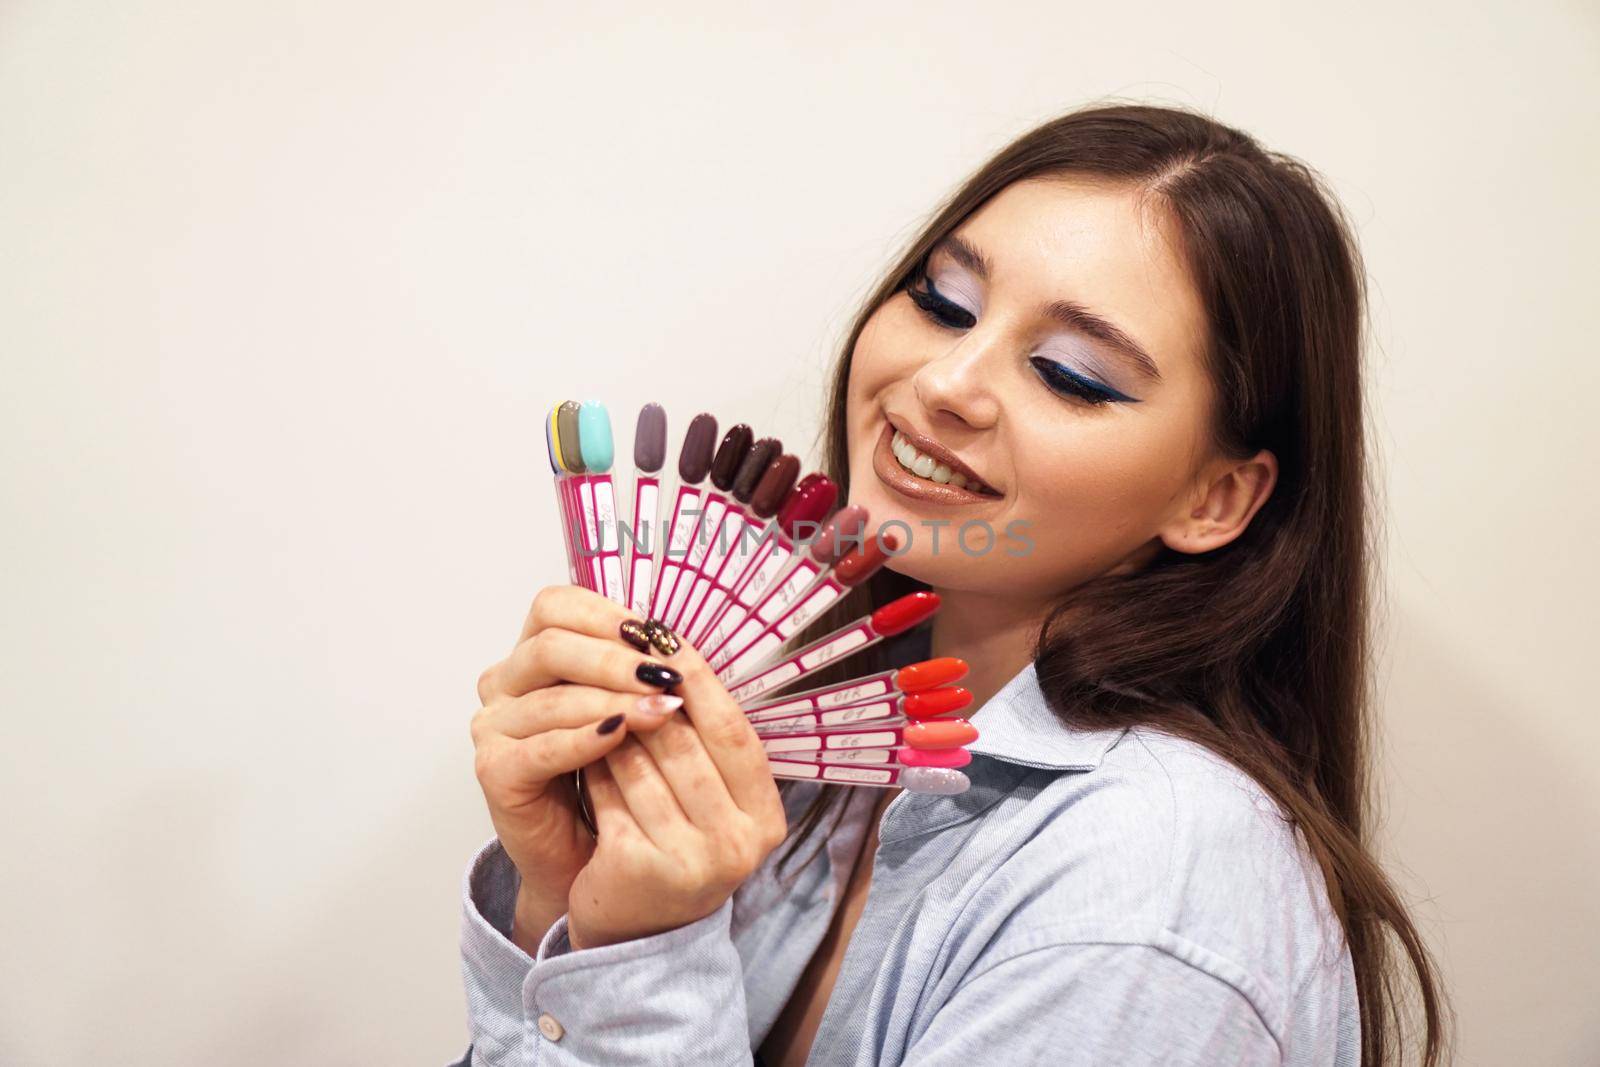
[927,586,1051,713]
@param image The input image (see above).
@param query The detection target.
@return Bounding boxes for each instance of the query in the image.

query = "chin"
[881,544,997,592]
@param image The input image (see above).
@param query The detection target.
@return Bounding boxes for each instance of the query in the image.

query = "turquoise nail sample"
[578,401,615,473]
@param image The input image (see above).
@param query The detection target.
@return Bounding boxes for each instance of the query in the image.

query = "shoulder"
[966,727,1354,1046]
[998,725,1336,924]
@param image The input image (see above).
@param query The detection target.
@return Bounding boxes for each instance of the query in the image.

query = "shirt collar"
[874,651,1128,846]
[965,659,1128,772]
[884,625,1126,773]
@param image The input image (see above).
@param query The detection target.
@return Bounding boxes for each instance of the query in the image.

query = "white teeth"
[891,430,985,493]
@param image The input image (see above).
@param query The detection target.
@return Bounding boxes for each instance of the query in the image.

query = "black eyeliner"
[906,269,977,330]
[907,267,1138,405]
[1030,356,1138,405]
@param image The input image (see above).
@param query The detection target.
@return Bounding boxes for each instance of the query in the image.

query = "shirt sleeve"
[901,940,1282,1066]
[457,837,755,1066]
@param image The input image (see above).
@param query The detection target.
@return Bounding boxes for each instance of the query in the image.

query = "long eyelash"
[1029,356,1133,406]
[903,267,1134,406]
[904,268,976,330]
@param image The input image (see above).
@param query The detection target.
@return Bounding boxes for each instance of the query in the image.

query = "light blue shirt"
[452,658,1359,1065]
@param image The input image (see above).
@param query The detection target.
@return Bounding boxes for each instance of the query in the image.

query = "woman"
[458,103,1446,1065]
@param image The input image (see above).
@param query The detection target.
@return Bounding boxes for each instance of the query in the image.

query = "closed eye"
[906,267,1139,406]
[1029,357,1138,405]
[906,273,976,330]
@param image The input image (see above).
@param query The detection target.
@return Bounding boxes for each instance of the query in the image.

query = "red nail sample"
[869,591,940,636]
[903,686,973,720]
[895,657,968,692]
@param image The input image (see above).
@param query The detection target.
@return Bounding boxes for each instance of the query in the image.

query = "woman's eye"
[906,275,977,330]
[1029,356,1135,406]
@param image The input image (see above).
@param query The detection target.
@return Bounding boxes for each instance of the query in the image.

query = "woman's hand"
[471,585,687,952]
[566,631,789,950]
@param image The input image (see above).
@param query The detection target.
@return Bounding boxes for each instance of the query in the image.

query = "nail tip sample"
[812,505,869,563]
[543,407,562,474]
[750,454,802,517]
[710,424,755,491]
[634,403,668,472]
[902,767,971,794]
[679,413,719,482]
[731,437,782,502]
[578,400,615,472]
[556,401,587,473]
[896,658,970,692]
[870,591,941,635]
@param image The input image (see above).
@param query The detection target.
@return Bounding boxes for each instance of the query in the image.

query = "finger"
[518,584,640,645]
[632,715,744,830]
[648,626,782,820]
[480,685,680,741]
[585,757,647,842]
[499,627,682,698]
[603,737,696,851]
[478,713,633,786]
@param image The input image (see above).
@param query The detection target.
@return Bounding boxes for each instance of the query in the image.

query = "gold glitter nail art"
[643,619,681,656]
[619,619,651,653]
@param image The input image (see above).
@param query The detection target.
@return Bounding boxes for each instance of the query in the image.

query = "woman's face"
[845,175,1243,605]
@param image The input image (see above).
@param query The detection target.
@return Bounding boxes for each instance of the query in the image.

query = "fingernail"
[619,619,652,653]
[636,661,683,688]
[597,713,625,735]
[637,694,684,716]
[642,619,681,657]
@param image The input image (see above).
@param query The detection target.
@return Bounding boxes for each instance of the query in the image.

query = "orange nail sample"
[904,718,978,749]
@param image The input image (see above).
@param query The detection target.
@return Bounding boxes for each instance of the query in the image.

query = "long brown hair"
[772,102,1447,1065]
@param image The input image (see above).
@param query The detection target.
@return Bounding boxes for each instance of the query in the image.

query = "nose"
[910,330,1003,431]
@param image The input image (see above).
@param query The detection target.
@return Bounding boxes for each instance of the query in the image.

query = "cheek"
[844,304,919,443]
[848,303,924,397]
[1013,404,1200,547]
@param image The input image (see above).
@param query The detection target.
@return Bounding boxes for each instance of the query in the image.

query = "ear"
[1158,448,1278,555]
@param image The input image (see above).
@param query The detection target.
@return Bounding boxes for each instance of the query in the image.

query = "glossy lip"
[884,413,1000,494]
[872,420,1004,506]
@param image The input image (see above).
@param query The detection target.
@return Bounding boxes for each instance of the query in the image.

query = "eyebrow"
[932,234,1165,383]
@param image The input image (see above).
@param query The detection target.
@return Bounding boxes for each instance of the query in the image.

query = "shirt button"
[537,1013,564,1041]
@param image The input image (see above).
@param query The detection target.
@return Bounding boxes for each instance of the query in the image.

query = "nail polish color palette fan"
[542,399,978,795]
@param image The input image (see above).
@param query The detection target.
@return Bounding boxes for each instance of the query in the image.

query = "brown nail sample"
[678,413,718,483]
[556,401,586,473]
[732,438,782,502]
[709,424,754,491]
[750,454,801,517]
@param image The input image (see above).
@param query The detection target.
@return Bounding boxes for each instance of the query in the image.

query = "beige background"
[2,2,1596,1063]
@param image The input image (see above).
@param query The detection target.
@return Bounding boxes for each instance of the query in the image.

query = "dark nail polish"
[597,713,624,735]
[619,619,651,653]
[642,619,681,656]
[635,661,683,688]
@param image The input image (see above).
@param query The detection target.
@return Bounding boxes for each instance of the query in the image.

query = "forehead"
[953,176,1208,379]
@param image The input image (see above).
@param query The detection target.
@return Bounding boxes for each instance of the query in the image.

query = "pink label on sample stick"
[650,486,704,619]
[740,672,897,715]
[626,477,660,616]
